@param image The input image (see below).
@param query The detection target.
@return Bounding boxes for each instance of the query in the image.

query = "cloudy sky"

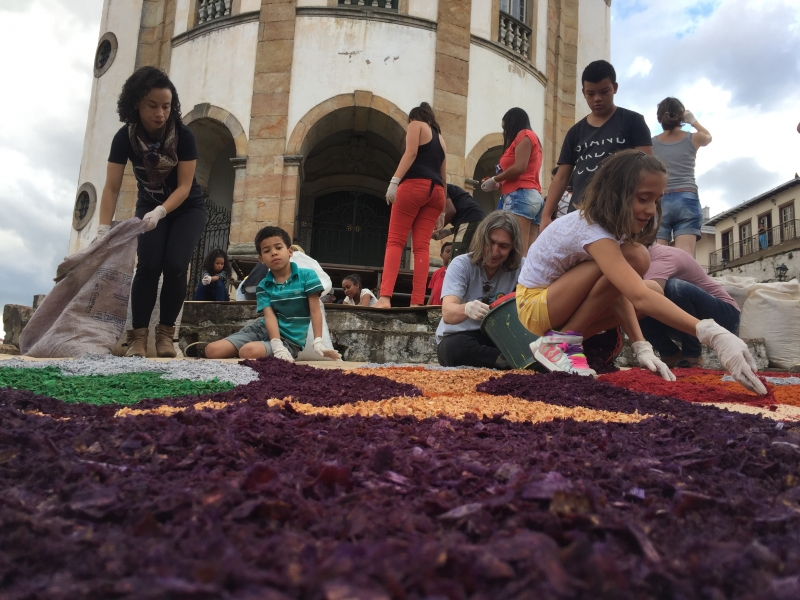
[1,0,799,335]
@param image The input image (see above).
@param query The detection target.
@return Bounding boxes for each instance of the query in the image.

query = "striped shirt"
[256,263,324,348]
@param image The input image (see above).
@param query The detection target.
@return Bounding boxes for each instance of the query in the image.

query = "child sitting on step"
[203,227,327,362]
[342,274,378,307]
[516,150,766,395]
[193,248,231,301]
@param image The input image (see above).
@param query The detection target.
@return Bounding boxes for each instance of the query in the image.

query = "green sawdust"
[0,367,233,406]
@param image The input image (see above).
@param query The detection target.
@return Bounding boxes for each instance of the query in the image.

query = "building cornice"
[469,35,547,87]
[171,11,261,47]
[705,177,800,225]
[295,6,437,32]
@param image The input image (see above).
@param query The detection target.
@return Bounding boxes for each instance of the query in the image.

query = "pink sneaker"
[531,330,596,376]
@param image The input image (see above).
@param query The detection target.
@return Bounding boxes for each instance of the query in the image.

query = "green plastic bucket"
[480,292,540,370]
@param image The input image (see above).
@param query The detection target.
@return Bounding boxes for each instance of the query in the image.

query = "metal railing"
[499,12,531,60]
[337,0,399,9]
[197,0,232,25]
[709,219,799,272]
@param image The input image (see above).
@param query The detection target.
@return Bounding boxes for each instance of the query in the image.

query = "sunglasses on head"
[145,141,161,167]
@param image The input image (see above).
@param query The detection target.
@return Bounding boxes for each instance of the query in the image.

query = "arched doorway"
[187,117,236,212]
[467,133,505,216]
[294,104,406,268]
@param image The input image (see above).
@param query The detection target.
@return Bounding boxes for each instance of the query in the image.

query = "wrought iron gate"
[186,198,232,299]
[296,191,392,267]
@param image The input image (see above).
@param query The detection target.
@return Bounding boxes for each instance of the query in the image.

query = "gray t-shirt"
[435,253,524,342]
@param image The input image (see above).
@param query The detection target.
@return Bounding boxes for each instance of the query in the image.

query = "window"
[72,183,97,231]
[93,32,118,78]
[758,212,772,248]
[739,221,753,256]
[780,201,796,242]
[721,229,733,263]
[501,0,526,22]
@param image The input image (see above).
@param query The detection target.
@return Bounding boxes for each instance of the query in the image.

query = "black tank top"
[402,128,445,187]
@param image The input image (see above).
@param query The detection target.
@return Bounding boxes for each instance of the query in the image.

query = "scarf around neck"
[128,118,179,191]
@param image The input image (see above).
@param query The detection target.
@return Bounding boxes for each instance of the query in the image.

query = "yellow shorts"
[515,284,551,337]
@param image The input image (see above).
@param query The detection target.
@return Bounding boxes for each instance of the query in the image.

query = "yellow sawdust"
[354,367,523,397]
[114,400,231,418]
[264,394,648,424]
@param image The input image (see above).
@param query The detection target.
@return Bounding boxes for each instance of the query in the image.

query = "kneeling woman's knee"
[623,243,651,277]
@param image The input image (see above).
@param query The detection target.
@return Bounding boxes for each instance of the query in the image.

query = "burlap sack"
[20,219,147,357]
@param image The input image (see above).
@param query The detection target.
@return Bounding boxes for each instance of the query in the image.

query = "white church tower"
[69,0,610,269]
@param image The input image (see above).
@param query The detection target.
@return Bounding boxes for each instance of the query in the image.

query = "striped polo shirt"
[256,262,324,348]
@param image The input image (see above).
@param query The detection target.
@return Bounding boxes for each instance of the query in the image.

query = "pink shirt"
[645,244,739,311]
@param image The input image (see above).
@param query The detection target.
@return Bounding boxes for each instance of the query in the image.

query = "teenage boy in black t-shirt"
[539,60,652,232]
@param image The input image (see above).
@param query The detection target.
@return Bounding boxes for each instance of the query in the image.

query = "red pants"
[380,178,445,305]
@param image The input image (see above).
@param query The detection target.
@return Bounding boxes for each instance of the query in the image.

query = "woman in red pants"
[375,102,447,307]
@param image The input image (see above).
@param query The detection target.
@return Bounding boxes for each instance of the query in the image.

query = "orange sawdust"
[349,366,535,397]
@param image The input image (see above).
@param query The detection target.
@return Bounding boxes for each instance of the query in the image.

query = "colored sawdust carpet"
[2,357,800,599]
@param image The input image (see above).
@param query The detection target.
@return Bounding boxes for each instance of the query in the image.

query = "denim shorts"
[500,188,544,224]
[224,320,301,358]
[658,191,703,241]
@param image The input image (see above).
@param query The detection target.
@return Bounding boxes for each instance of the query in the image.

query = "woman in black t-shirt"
[96,66,207,358]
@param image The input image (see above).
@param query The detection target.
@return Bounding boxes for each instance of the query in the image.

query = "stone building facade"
[69,0,611,270]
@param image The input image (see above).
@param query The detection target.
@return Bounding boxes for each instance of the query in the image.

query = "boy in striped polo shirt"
[204,226,326,362]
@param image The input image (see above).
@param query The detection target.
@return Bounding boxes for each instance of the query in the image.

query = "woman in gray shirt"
[652,97,712,257]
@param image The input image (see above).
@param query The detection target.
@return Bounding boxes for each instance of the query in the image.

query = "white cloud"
[627,56,652,78]
[0,1,102,336]
[612,0,800,216]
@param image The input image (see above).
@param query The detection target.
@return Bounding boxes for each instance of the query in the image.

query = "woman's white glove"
[142,205,167,231]
[632,341,676,382]
[270,338,294,363]
[481,177,500,192]
[385,177,401,205]
[464,300,490,321]
[202,275,212,285]
[682,110,697,125]
[696,319,766,395]
[92,224,111,244]
[313,337,326,357]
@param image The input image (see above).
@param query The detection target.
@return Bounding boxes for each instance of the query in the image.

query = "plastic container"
[480,292,539,370]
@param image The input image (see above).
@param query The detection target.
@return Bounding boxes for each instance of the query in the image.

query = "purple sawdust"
[135,357,422,411]
[478,371,713,415]
[1,382,799,599]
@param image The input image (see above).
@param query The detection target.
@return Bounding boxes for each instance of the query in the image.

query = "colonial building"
[69,0,611,278]
[702,177,799,281]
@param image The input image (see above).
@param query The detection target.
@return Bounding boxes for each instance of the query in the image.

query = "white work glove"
[481,177,500,192]
[313,337,326,357]
[682,109,697,125]
[92,224,110,244]
[632,341,676,382]
[141,205,167,232]
[385,177,401,205]
[696,319,767,395]
[270,338,295,363]
[464,300,490,321]
[202,275,212,285]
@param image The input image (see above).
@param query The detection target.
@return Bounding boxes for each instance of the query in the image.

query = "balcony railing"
[197,0,232,24]
[499,12,531,60]
[709,220,799,272]
[337,0,399,9]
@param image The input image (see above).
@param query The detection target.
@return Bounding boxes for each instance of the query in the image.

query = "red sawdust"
[599,368,778,407]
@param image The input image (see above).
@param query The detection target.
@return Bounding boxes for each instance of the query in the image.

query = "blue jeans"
[657,191,702,241]
[193,279,230,301]
[639,279,740,359]
[500,188,544,224]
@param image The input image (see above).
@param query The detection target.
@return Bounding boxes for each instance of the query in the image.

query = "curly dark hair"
[201,248,232,280]
[117,66,182,126]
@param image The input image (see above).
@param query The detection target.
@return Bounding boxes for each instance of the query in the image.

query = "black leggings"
[131,202,206,328]
[437,330,502,368]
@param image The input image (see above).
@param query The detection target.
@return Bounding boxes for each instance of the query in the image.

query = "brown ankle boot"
[125,328,149,357]
[155,324,177,358]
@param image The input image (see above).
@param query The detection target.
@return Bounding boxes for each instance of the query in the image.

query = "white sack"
[21,219,148,357]
[738,279,800,369]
